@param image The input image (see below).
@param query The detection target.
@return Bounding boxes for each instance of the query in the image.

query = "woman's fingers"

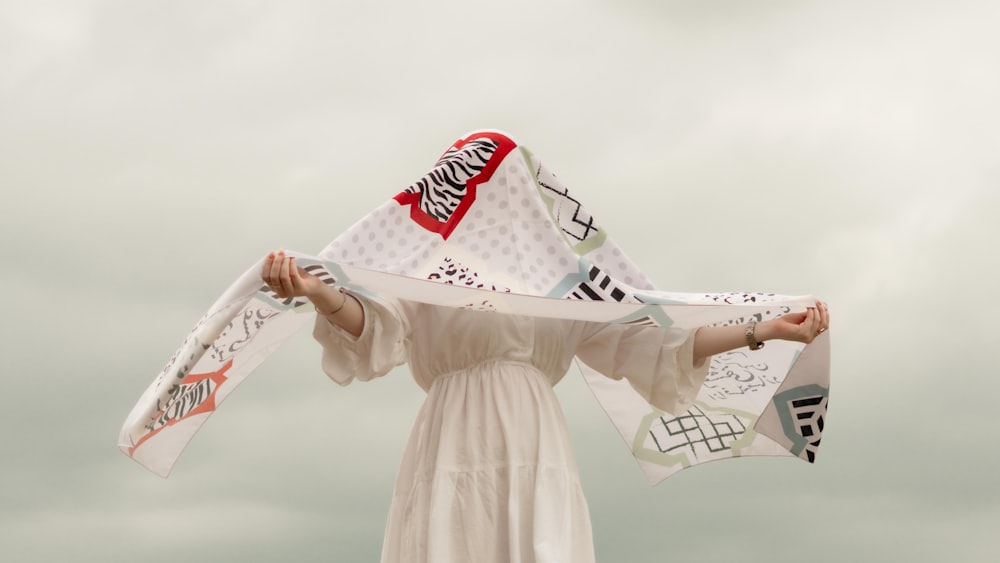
[819,301,830,333]
[262,252,275,289]
[278,253,292,291]
[266,251,288,296]
[793,308,819,343]
[803,308,817,340]
[288,257,304,290]
[806,302,830,342]
[260,250,321,299]
[262,251,275,283]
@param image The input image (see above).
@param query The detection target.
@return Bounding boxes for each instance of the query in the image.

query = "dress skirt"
[379,360,596,563]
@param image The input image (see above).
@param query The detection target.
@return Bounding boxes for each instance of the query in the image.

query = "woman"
[261,242,827,562]
[117,130,829,562]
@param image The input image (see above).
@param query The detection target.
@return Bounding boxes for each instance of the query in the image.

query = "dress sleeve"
[311,291,410,386]
[574,323,710,415]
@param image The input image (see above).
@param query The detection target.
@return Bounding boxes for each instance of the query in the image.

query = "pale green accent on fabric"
[632,410,693,470]
[545,258,596,298]
[521,147,607,255]
[772,383,829,456]
[726,425,761,457]
[570,229,607,255]
[631,402,760,468]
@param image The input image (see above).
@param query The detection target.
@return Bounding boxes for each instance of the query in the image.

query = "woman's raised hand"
[763,301,830,345]
[261,250,364,337]
[261,250,326,299]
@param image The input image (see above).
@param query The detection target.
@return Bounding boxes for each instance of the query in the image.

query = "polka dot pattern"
[315,133,657,301]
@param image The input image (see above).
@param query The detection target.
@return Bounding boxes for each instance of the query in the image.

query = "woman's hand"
[261,250,325,299]
[261,250,364,337]
[758,301,830,345]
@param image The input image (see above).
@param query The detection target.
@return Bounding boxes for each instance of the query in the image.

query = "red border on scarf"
[128,360,232,456]
[393,131,517,240]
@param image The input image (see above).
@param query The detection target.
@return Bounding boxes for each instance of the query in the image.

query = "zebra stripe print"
[402,138,500,222]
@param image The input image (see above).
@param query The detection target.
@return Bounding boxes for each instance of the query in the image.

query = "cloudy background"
[2,0,998,561]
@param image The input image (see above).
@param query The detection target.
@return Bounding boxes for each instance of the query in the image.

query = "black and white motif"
[304,263,336,283]
[428,257,510,311]
[401,138,500,222]
[428,257,511,292]
[536,165,599,242]
[566,265,631,302]
[705,293,792,328]
[144,365,226,434]
[787,394,826,463]
[648,405,748,458]
[702,350,781,400]
[707,291,779,304]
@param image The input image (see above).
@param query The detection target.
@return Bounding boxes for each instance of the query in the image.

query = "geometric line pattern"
[567,264,630,302]
[538,173,598,242]
[773,384,829,463]
[648,404,748,460]
[522,150,608,255]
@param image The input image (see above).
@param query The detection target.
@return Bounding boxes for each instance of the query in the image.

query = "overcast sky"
[2,0,998,561]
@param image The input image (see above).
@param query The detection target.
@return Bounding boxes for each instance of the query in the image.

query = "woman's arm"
[262,250,365,337]
[693,301,830,364]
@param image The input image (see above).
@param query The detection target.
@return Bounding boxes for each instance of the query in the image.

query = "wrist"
[312,286,348,315]
[754,319,777,342]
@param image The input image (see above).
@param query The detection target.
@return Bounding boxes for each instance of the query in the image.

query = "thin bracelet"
[315,287,348,316]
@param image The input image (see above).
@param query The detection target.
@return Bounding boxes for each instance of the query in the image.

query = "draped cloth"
[118,130,830,485]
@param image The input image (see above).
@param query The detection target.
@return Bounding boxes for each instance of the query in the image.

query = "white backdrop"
[1,1,997,562]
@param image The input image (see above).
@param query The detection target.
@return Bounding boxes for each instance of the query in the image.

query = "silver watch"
[745,319,765,350]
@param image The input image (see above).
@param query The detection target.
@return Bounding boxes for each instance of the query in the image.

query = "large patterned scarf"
[119,130,830,483]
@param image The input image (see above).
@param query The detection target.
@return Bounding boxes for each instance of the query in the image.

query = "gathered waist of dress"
[419,358,555,390]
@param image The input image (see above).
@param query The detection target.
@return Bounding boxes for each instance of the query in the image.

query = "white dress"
[313,294,707,563]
